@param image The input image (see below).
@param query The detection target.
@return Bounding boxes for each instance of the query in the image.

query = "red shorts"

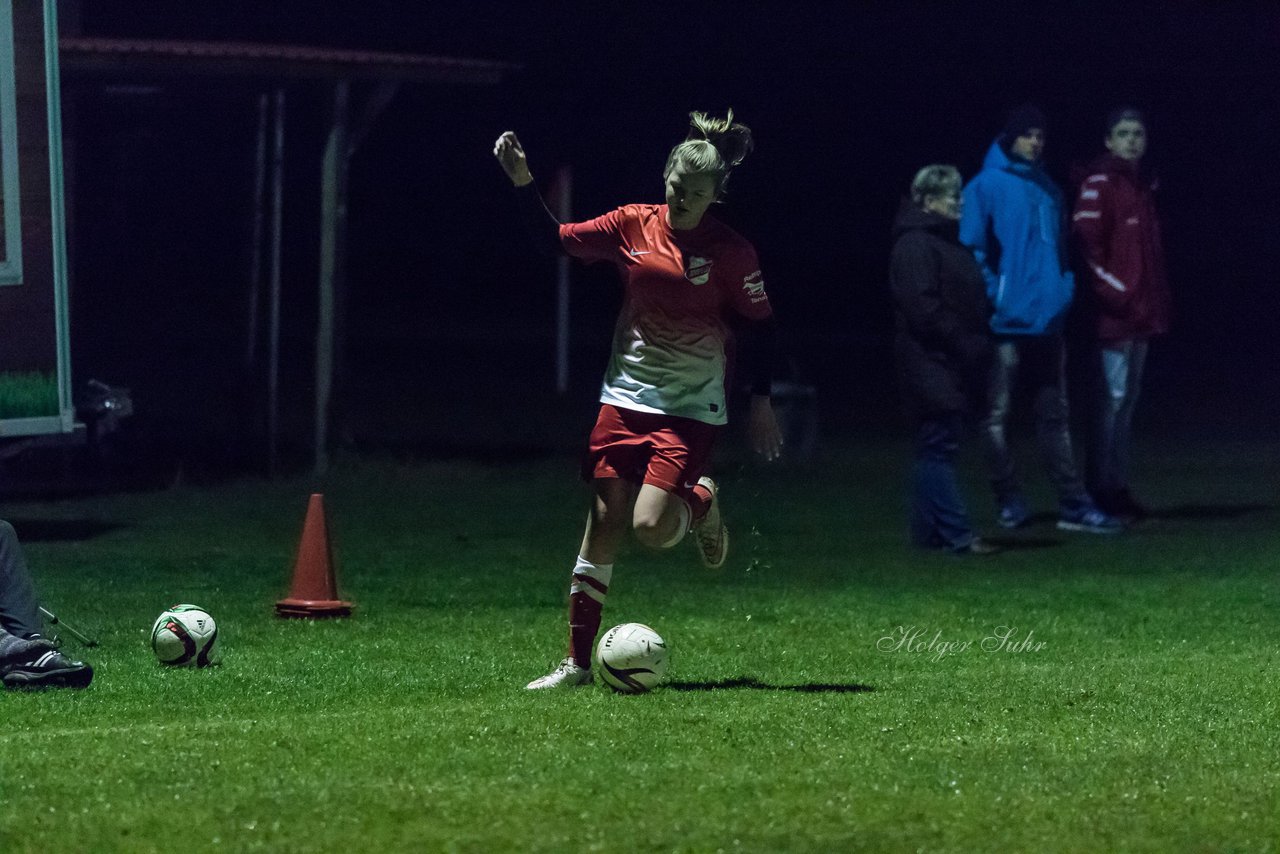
[583,404,720,501]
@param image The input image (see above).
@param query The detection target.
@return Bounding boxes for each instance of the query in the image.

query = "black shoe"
[2,648,94,690]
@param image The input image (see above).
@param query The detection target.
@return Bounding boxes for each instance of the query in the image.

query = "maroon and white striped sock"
[568,556,612,667]
[689,482,713,524]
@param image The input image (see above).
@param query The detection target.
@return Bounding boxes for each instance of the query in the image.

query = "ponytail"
[687,109,754,169]
[664,108,754,196]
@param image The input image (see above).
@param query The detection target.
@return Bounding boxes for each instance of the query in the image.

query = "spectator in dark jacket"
[1072,107,1171,520]
[890,165,997,554]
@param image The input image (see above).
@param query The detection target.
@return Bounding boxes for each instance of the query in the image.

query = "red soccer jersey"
[560,204,771,425]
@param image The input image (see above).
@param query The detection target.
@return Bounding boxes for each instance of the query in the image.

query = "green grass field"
[2,436,1279,852]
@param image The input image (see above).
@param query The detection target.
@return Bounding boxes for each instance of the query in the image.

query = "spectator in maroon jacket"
[1071,108,1171,520]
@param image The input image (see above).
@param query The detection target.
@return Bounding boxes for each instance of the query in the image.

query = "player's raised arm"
[493,131,533,187]
[494,130,559,255]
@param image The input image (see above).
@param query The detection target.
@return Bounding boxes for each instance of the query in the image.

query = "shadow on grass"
[1148,503,1270,521]
[667,677,874,693]
[8,518,129,541]
[983,535,1062,551]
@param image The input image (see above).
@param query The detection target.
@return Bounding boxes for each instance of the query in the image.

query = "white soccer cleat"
[525,657,592,690]
[691,476,728,569]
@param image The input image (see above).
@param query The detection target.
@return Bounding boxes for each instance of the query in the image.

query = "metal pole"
[555,166,572,394]
[267,88,285,478]
[42,0,73,428]
[39,606,98,648]
[244,92,269,370]
[314,80,350,477]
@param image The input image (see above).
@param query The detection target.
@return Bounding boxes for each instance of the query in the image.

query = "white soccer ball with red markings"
[151,604,221,667]
[594,622,668,693]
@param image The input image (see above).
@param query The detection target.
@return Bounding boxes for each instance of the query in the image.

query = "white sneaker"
[525,657,592,690]
[691,476,728,569]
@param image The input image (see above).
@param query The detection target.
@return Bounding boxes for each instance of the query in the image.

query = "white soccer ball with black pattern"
[594,622,668,693]
[151,604,221,667]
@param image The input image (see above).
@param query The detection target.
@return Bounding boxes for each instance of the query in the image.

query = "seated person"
[0,520,93,689]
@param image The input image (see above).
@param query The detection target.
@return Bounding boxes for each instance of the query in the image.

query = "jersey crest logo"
[742,270,767,303]
[685,256,713,285]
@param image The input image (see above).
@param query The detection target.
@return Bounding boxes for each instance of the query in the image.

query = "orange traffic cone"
[276,494,353,618]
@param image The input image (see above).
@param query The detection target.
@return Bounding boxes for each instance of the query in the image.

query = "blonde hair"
[663,109,754,196]
[910,164,962,207]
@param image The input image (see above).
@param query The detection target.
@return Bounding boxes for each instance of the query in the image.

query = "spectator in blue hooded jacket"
[959,105,1121,534]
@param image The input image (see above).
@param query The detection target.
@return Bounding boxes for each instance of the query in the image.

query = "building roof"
[59,37,518,85]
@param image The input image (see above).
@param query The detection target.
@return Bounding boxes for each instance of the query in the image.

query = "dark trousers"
[0,521,42,637]
[909,413,975,551]
[982,335,1089,511]
[1090,338,1149,494]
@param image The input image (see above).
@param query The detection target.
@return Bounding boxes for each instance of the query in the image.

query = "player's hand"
[747,395,783,462]
[493,131,533,187]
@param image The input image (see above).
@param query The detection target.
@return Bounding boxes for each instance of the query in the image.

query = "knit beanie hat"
[1003,103,1047,140]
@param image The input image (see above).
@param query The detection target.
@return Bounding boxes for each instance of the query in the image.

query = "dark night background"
[48,2,1280,478]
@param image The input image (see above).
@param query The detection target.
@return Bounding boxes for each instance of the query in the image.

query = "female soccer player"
[493,111,782,689]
